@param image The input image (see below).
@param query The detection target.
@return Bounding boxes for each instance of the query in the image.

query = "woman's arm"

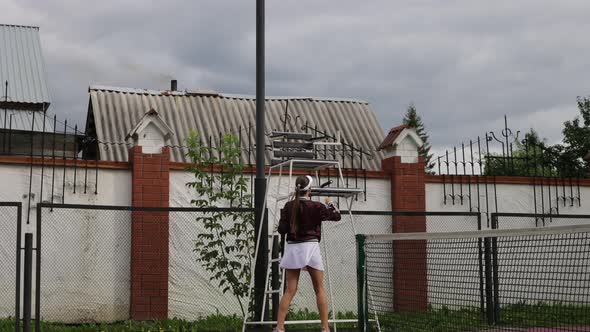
[320,198,341,221]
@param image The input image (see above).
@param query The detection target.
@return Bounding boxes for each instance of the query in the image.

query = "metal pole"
[491,216,500,324]
[26,113,36,225]
[356,234,367,332]
[477,214,485,323]
[23,233,33,332]
[35,206,42,332]
[15,203,22,332]
[254,0,269,324]
[39,106,47,206]
[484,237,494,325]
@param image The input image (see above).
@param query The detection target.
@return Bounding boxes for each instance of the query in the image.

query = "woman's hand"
[324,197,334,205]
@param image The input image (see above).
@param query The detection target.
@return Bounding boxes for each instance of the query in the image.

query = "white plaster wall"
[4,162,587,322]
[426,182,590,230]
[398,139,420,163]
[168,170,392,318]
[0,165,392,322]
[137,122,166,154]
[0,163,131,322]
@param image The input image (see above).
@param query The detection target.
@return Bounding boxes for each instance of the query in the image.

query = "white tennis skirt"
[280,241,324,271]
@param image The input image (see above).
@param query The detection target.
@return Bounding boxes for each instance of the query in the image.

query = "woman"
[274,175,341,332]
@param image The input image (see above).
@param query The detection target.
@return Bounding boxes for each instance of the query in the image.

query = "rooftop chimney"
[171,79,178,91]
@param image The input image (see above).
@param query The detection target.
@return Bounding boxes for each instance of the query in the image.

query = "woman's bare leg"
[276,269,301,331]
[308,267,329,331]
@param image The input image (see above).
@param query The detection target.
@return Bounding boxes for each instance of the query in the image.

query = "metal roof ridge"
[88,85,370,104]
[0,23,39,29]
[220,93,370,104]
[88,85,184,96]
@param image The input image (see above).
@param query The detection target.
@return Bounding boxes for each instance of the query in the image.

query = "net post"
[356,234,368,332]
[484,235,494,325]
[23,233,33,332]
[491,214,500,324]
[477,212,485,322]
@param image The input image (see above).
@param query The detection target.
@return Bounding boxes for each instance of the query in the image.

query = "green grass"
[2,304,588,332]
[0,314,242,332]
[285,308,357,329]
[0,310,352,332]
[374,303,590,332]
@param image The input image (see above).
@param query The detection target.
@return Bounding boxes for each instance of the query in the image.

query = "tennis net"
[356,223,590,332]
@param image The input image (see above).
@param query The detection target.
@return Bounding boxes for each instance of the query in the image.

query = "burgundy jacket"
[278,198,341,242]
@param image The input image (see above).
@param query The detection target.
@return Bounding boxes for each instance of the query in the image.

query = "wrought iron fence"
[432,116,584,216]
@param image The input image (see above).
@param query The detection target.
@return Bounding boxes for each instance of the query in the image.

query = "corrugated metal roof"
[88,85,386,170]
[0,24,51,104]
[0,109,54,132]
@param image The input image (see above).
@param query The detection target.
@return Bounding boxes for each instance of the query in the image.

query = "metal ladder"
[242,131,368,331]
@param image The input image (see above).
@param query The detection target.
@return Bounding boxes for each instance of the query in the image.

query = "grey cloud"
[2,0,589,154]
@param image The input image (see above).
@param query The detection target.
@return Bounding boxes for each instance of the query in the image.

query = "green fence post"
[356,234,367,332]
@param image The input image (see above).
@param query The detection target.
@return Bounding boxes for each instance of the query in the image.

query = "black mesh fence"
[37,206,132,323]
[32,205,482,327]
[0,202,21,323]
[168,209,255,319]
[35,204,255,324]
[494,213,590,230]
[363,235,487,331]
[358,217,590,332]
[283,211,480,323]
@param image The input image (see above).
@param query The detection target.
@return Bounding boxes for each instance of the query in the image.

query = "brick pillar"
[129,145,170,320]
[382,155,427,312]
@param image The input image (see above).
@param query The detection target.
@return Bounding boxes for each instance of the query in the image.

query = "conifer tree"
[402,103,434,172]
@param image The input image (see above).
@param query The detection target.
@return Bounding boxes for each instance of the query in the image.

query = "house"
[84,82,386,170]
[0,24,79,157]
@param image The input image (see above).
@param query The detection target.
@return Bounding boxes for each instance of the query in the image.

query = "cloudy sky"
[2,0,589,154]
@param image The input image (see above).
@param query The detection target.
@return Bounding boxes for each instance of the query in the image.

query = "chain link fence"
[494,212,590,229]
[358,217,590,331]
[35,204,255,324]
[32,204,485,326]
[286,211,481,321]
[169,209,254,319]
[0,202,21,324]
[38,206,132,323]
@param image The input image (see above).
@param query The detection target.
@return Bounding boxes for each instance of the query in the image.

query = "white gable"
[382,128,424,163]
[126,109,174,154]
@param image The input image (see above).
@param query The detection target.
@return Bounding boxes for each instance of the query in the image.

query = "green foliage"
[185,131,254,317]
[402,104,435,173]
[484,95,590,178]
[560,96,590,175]
[483,129,560,177]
